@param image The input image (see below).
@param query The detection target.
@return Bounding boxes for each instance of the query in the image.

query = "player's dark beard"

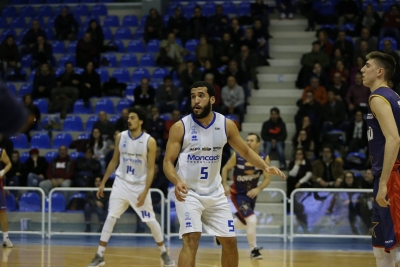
[191,101,211,119]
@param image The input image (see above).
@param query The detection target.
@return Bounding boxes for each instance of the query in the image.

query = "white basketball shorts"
[175,184,235,238]
[108,177,156,222]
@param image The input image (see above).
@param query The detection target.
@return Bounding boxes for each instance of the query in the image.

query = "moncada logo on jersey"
[187,154,220,164]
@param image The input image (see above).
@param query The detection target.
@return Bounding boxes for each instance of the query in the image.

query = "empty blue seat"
[20,54,32,68]
[44,28,54,40]
[381,0,397,11]
[152,68,170,82]
[163,15,170,25]
[20,6,36,17]
[6,83,17,97]
[146,39,160,53]
[120,54,138,67]
[20,192,41,212]
[73,5,89,17]
[33,98,48,113]
[78,133,90,140]
[98,0,114,3]
[101,53,117,67]
[238,2,251,15]
[108,40,125,52]
[45,151,58,163]
[185,39,199,53]
[115,27,132,39]
[116,99,133,113]
[122,15,139,27]
[73,99,93,114]
[53,133,73,148]
[109,115,120,123]
[47,16,56,28]
[19,29,29,43]
[96,68,110,83]
[112,68,131,83]
[10,0,26,4]
[19,83,33,96]
[28,0,43,3]
[86,115,98,130]
[47,0,61,3]
[67,40,77,53]
[52,41,65,53]
[91,4,108,16]
[184,3,196,17]
[203,2,216,16]
[37,5,53,17]
[127,40,145,53]
[10,134,28,149]
[140,54,155,67]
[70,151,84,160]
[95,98,115,114]
[379,37,398,50]
[63,115,84,131]
[0,18,7,29]
[134,27,144,39]
[67,193,86,210]
[1,7,17,18]
[59,54,76,67]
[31,133,51,149]
[55,67,65,77]
[50,192,66,212]
[10,17,27,29]
[103,27,112,40]
[0,30,17,42]
[103,15,120,27]
[20,151,30,164]
[132,68,150,81]
[223,2,236,14]
[41,116,61,130]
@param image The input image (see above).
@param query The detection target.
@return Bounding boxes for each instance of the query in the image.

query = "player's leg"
[374,247,394,267]
[0,185,12,248]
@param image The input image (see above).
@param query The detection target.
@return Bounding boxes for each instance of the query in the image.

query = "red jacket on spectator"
[382,12,400,28]
[46,155,75,180]
[302,86,328,105]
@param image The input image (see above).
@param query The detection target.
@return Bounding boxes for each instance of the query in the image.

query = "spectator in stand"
[0,35,21,79]
[189,6,208,39]
[167,7,188,42]
[345,72,370,114]
[356,4,381,37]
[277,0,294,20]
[31,35,53,69]
[208,5,229,38]
[144,8,163,43]
[301,77,327,105]
[76,33,98,69]
[22,94,40,141]
[39,145,75,195]
[74,147,101,187]
[331,47,350,69]
[321,90,347,134]
[221,76,245,125]
[235,45,259,89]
[204,73,222,112]
[216,32,236,67]
[253,19,272,62]
[295,91,322,132]
[261,107,287,169]
[241,28,258,56]
[292,130,314,160]
[195,35,214,67]
[350,57,365,86]
[202,59,222,86]
[354,40,370,61]
[93,111,115,140]
[222,60,247,87]
[80,61,102,102]
[312,145,344,188]
[6,151,22,196]
[55,7,79,41]
[104,130,120,167]
[133,77,156,110]
[32,63,56,99]
[333,30,354,63]
[180,61,202,97]
[355,27,377,52]
[297,115,319,146]
[301,41,330,69]
[87,128,108,174]
[156,33,187,71]
[25,148,48,188]
[336,0,359,28]
[20,19,46,55]
[147,106,166,147]
[306,62,329,88]
[380,5,400,45]
[346,110,367,153]
[328,71,348,101]
[156,76,179,113]
[84,177,109,233]
[227,18,243,46]
[164,109,181,140]
[382,38,400,83]
[361,169,374,189]
[329,59,349,83]
[317,30,333,57]
[287,148,312,199]
[114,108,128,132]
[306,0,338,31]
[86,19,104,55]
[250,0,270,24]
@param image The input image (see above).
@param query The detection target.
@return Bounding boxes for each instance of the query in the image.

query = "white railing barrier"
[167,188,287,242]
[48,188,164,238]
[4,187,46,238]
[289,188,373,242]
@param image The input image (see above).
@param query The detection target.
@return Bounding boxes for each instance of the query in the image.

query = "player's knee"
[218,237,237,248]
[244,215,257,225]
[182,233,201,249]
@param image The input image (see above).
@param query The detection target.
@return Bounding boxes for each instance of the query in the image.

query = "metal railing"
[48,187,164,238]
[289,188,373,242]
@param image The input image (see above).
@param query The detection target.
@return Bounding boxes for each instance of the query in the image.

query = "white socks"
[3,232,8,242]
[245,215,258,250]
[97,215,117,257]
[97,246,105,257]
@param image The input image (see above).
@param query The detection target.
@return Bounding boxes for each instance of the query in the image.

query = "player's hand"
[175,181,188,202]
[136,191,147,207]
[247,188,261,199]
[97,183,105,199]
[224,184,231,197]
[0,170,5,178]
[376,185,390,208]
[265,166,286,180]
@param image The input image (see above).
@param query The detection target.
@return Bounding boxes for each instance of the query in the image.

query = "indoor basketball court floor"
[0,235,375,267]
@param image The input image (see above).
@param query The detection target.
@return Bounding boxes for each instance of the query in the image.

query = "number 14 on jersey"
[126,166,135,175]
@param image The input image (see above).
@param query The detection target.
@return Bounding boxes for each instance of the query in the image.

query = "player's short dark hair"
[190,81,216,97]
[366,51,396,81]
[128,107,147,129]
[247,133,260,142]
[270,107,280,114]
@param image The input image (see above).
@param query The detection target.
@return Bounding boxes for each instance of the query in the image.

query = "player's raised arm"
[0,150,12,178]
[221,152,236,196]
[226,119,286,180]
[370,96,400,207]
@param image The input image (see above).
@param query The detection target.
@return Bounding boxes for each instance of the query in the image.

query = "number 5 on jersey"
[126,166,135,175]
[200,167,208,179]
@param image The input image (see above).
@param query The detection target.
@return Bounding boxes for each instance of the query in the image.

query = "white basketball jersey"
[176,112,227,195]
[115,131,150,184]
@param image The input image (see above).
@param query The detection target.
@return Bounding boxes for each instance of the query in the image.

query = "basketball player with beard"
[163,81,286,267]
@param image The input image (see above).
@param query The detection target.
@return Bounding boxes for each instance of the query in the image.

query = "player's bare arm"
[137,137,157,207]
[226,119,286,179]
[97,133,121,199]
[370,96,400,207]
[221,152,236,196]
[0,151,12,178]
[163,121,188,202]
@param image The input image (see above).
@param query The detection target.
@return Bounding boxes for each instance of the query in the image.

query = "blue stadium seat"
[41,116,61,130]
[0,29,17,42]
[44,28,55,40]
[115,27,132,39]
[73,5,89,17]
[108,40,125,52]
[33,98,48,113]
[20,6,36,17]
[95,98,115,114]
[1,7,17,18]
[10,17,27,29]
[70,151,84,160]
[47,16,56,28]
[37,5,53,17]
[163,15,170,26]
[185,39,199,53]
[152,68,170,82]
[120,54,138,67]
[116,99,133,113]
[53,133,73,148]
[340,23,355,32]
[20,54,32,68]
[73,99,92,114]
[67,193,86,210]
[50,192,66,212]
[379,37,398,50]
[127,40,145,53]
[45,151,58,163]
[19,192,41,212]
[59,54,76,67]
[238,2,251,15]
[362,0,379,11]
[203,2,216,16]
[84,0,96,3]
[55,6,72,15]
[20,151,30,163]
[223,2,236,14]
[28,0,43,3]
[112,68,131,83]
[78,133,90,140]
[134,27,144,39]
[109,115,120,124]
[103,27,112,40]
[95,68,110,82]
[101,53,117,67]
[184,3,196,17]
[10,0,26,4]
[103,15,120,27]
[55,68,65,77]
[122,15,139,27]
[31,133,51,149]
[132,68,150,81]
[52,41,65,53]
[75,67,84,75]
[91,4,108,16]
[125,83,137,97]
[381,0,397,11]
[63,115,84,131]
[64,0,79,3]
[0,18,7,29]
[67,40,77,53]
[140,15,148,26]
[6,194,16,211]
[6,83,17,97]
[140,54,155,67]
[47,0,61,3]
[86,115,98,130]
[19,83,33,96]
[18,28,29,43]
[10,134,28,149]
[146,39,160,53]
[98,0,114,3]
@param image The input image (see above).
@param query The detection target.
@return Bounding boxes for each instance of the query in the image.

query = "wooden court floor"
[0,245,376,267]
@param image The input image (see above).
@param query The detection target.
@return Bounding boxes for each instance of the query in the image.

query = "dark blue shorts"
[231,193,256,224]
[0,180,6,211]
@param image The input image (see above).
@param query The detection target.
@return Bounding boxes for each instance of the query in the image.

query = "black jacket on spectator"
[80,69,102,98]
[167,15,188,38]
[23,156,48,178]
[32,72,56,99]
[93,121,115,140]
[327,83,348,100]
[75,156,101,177]
[133,86,156,107]
[58,72,81,87]
[322,100,346,127]
[227,27,244,45]
[0,40,19,63]
[217,40,236,65]
[147,117,165,143]
[241,37,258,52]
[346,119,368,146]
[333,39,354,63]
[208,13,229,38]
[296,100,322,128]
[22,28,46,47]
[189,16,208,39]
[31,42,53,64]
[0,138,13,159]
[222,68,247,87]
[86,25,104,54]
[180,68,203,96]
[261,118,287,142]
[76,39,97,68]
[55,14,79,36]
[115,117,128,132]
[7,160,23,178]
